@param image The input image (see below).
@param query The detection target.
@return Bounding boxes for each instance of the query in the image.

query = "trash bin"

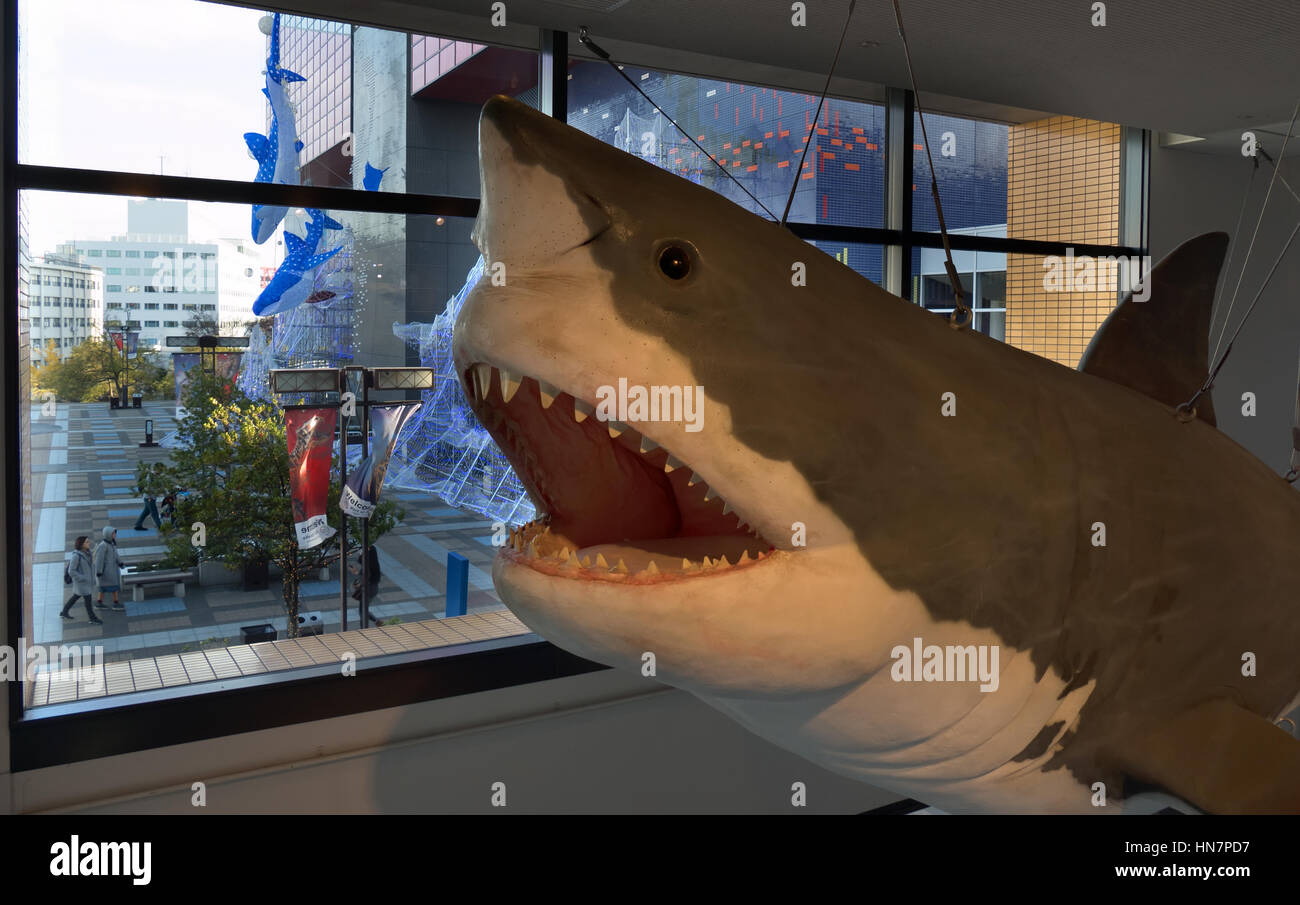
[109,397,120,410]
[297,612,323,637]
[240,623,277,644]
[132,394,143,408]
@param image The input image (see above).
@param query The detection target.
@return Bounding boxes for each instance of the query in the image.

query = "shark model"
[252,208,343,317]
[245,12,305,245]
[452,96,1300,814]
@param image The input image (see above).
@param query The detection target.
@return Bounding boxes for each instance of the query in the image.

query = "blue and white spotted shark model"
[245,12,305,245]
[252,209,344,317]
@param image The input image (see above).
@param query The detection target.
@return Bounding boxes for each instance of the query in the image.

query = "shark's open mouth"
[462,362,774,582]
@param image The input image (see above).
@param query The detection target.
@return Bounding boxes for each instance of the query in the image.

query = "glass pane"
[20,189,531,711]
[912,111,1121,246]
[806,240,885,286]
[18,0,536,197]
[567,61,884,227]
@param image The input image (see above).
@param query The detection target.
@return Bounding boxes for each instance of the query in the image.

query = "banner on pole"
[172,353,201,409]
[286,407,338,549]
[341,402,423,518]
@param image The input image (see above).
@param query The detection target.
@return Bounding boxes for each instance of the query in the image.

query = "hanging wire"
[889,0,970,329]
[577,27,779,221]
[1180,99,1300,420]
[1206,156,1259,362]
[780,0,857,226]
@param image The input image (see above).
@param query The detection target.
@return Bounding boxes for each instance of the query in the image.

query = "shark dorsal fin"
[1077,232,1229,426]
[283,232,307,256]
[244,132,270,161]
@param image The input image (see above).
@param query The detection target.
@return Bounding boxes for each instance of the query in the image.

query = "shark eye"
[658,245,692,280]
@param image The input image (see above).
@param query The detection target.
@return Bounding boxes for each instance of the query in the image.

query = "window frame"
[5,1,1148,773]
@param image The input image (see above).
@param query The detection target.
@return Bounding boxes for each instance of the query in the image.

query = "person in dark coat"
[61,535,103,625]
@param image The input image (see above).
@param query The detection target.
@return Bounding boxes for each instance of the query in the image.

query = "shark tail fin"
[1116,697,1300,814]
[304,246,342,270]
[244,132,270,160]
[1077,232,1228,426]
[279,68,307,84]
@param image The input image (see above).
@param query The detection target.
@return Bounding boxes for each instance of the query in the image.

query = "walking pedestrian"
[61,535,103,625]
[132,463,165,531]
[93,524,125,613]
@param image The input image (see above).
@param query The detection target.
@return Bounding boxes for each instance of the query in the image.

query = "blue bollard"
[446,551,469,617]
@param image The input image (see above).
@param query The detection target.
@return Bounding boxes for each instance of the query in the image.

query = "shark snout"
[472,96,611,266]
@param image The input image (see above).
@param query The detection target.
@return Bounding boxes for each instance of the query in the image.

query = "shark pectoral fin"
[244,132,270,160]
[1077,231,1228,426]
[304,247,342,269]
[282,232,307,256]
[295,140,305,153]
[1115,698,1300,814]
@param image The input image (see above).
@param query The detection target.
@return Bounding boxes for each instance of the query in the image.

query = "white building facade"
[56,199,264,353]
[28,255,104,364]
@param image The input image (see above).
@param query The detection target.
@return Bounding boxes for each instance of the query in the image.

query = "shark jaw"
[460,361,775,580]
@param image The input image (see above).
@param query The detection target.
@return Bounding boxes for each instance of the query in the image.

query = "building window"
[164,320,179,327]
[106,284,121,292]
[87,249,102,257]
[105,249,120,257]
[143,320,159,327]
[144,303,159,310]
[163,303,178,310]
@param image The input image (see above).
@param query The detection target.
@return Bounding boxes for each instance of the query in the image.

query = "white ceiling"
[226,0,1300,141]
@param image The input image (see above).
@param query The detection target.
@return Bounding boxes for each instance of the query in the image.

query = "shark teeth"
[465,362,776,574]
[500,518,775,581]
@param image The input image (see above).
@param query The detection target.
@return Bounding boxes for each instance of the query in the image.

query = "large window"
[11,0,554,761]
[8,0,1145,769]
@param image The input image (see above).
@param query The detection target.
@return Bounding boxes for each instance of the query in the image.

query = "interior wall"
[1149,144,1300,474]
[11,669,899,815]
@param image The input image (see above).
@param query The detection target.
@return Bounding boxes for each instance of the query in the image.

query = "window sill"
[10,612,607,772]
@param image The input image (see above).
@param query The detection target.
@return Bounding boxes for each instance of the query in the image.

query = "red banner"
[286,407,338,549]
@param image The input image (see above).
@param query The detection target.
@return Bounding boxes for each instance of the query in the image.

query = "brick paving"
[27,400,521,706]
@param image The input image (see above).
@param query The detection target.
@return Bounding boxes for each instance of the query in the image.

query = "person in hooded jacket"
[61,535,103,625]
[92,524,125,613]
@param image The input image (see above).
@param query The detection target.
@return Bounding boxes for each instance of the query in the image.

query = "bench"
[121,568,195,602]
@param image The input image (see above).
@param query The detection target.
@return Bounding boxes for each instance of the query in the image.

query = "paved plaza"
[29,400,511,665]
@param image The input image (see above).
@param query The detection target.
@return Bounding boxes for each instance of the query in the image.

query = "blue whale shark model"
[245,12,305,245]
[252,209,343,317]
[362,163,389,192]
[454,96,1300,815]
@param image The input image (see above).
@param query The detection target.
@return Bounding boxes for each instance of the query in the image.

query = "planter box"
[240,624,277,644]
[197,559,241,586]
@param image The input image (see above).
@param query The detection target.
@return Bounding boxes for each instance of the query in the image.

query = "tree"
[156,371,403,638]
[34,336,124,402]
[33,336,176,402]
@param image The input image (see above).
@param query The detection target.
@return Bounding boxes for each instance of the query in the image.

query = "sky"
[20,0,278,259]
